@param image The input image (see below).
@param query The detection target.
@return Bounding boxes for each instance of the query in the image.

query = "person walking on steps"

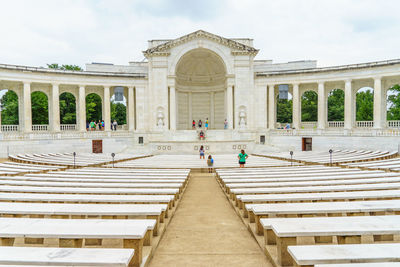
[198,119,202,128]
[199,145,205,159]
[238,149,248,168]
[205,118,209,130]
[207,155,214,173]
[192,120,196,129]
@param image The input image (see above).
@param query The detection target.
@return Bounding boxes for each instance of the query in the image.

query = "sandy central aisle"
[148,172,271,267]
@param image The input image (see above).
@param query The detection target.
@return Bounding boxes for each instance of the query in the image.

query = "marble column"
[103,86,111,131]
[210,92,215,129]
[135,87,145,131]
[317,82,326,129]
[344,79,354,130]
[373,77,383,129]
[226,85,233,129]
[50,83,60,132]
[0,105,2,133]
[188,92,192,129]
[22,82,32,132]
[78,85,86,132]
[169,85,176,130]
[268,84,276,129]
[292,83,300,130]
[128,86,135,131]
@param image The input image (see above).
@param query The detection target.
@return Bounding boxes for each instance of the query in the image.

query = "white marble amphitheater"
[0,30,400,157]
[1,30,400,267]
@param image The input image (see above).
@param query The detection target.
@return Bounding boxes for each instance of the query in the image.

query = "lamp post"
[111,153,115,168]
[290,151,293,166]
[73,152,76,169]
[329,149,333,166]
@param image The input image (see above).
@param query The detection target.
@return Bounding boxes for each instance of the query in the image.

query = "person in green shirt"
[238,149,248,168]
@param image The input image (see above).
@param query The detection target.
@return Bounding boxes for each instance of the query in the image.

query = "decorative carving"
[156,107,165,129]
[239,106,247,129]
[143,30,259,57]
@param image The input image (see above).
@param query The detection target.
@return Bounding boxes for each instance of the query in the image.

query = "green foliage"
[301,91,318,122]
[356,89,373,121]
[111,101,127,125]
[47,63,83,71]
[59,92,76,124]
[387,84,400,120]
[0,90,19,125]
[276,96,292,123]
[31,91,48,124]
[86,93,102,122]
[328,89,344,121]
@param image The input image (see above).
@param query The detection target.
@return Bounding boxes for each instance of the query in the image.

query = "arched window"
[59,92,76,124]
[0,89,19,125]
[327,89,344,121]
[86,93,102,122]
[301,91,318,122]
[31,91,49,125]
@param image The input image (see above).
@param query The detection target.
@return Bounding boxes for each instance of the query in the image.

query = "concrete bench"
[0,180,184,191]
[220,171,394,183]
[261,215,400,266]
[236,189,400,208]
[225,177,400,193]
[0,186,180,199]
[5,175,186,184]
[288,243,400,267]
[0,192,176,208]
[0,202,167,235]
[230,182,400,199]
[0,246,135,266]
[246,200,400,235]
[0,218,155,267]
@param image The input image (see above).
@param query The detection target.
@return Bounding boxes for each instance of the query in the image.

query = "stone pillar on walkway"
[344,79,354,130]
[268,84,276,129]
[128,86,135,132]
[50,83,60,132]
[373,77,383,129]
[78,85,86,132]
[22,81,32,133]
[103,86,111,131]
[292,83,300,130]
[317,81,326,129]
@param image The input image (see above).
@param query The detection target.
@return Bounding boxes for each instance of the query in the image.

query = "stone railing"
[328,121,344,128]
[60,124,77,131]
[0,130,132,140]
[300,122,317,129]
[387,120,400,128]
[1,125,19,132]
[32,125,48,131]
[270,128,400,137]
[356,121,374,128]
[275,122,291,129]
[116,124,128,130]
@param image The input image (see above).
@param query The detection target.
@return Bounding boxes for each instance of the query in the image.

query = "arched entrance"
[175,48,227,130]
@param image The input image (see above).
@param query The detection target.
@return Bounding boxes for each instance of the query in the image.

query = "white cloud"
[0,0,399,68]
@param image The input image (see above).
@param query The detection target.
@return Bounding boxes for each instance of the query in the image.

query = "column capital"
[318,81,325,85]
[344,78,352,84]
[267,84,275,87]
[128,86,134,90]
[373,76,382,81]
[78,85,86,89]
[103,86,110,90]
[292,82,300,87]
[52,83,60,87]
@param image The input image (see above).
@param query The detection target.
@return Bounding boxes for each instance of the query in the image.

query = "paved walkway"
[149,172,271,267]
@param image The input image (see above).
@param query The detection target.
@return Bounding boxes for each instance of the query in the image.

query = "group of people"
[192,119,229,130]
[86,120,119,131]
[199,146,249,173]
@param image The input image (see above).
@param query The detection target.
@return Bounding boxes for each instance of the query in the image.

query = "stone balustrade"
[328,121,344,128]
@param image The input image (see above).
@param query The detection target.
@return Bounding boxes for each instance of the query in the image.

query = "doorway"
[302,137,312,151]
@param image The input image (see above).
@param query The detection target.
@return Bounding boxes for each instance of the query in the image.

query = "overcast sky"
[0,0,399,69]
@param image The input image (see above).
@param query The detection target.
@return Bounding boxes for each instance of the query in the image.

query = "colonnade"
[0,82,140,133]
[267,76,394,130]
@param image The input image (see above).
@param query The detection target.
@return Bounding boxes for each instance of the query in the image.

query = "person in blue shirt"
[207,155,214,173]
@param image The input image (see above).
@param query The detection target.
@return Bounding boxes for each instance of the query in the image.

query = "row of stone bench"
[216,165,400,267]
[0,167,191,267]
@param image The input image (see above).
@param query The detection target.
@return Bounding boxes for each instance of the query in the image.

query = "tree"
[59,92,76,124]
[111,101,127,125]
[327,89,344,121]
[31,91,48,124]
[86,94,102,122]
[47,63,83,71]
[0,90,19,125]
[356,89,373,121]
[387,84,400,120]
[276,97,292,123]
[301,91,318,122]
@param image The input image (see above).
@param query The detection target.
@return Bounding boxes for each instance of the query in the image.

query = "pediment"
[143,30,259,57]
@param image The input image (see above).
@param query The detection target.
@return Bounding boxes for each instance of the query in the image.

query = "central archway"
[175,48,227,130]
